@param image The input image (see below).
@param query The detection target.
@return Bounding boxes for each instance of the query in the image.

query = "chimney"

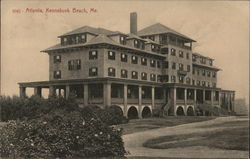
[130,12,137,35]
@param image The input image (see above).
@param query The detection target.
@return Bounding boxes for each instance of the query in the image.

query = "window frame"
[89,67,98,77]
[108,51,116,60]
[89,50,98,60]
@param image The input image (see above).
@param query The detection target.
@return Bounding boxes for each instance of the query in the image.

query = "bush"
[0,110,126,158]
[81,105,129,125]
[0,95,79,121]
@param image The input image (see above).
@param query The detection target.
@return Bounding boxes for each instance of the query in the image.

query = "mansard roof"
[137,23,195,42]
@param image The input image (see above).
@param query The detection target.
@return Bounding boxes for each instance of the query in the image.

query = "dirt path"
[123,116,249,158]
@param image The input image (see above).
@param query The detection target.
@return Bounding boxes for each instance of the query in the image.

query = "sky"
[1,1,249,104]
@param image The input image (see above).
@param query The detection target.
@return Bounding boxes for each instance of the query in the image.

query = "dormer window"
[209,60,213,66]
[120,36,126,45]
[134,40,140,48]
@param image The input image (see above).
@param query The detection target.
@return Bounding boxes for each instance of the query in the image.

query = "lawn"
[116,116,215,135]
[143,120,249,151]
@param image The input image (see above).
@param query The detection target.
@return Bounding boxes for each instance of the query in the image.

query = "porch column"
[211,90,214,107]
[173,87,177,116]
[138,85,142,118]
[104,82,111,106]
[203,89,206,103]
[34,87,42,97]
[218,91,221,107]
[151,86,155,108]
[184,88,187,105]
[19,87,26,98]
[124,84,128,117]
[65,85,70,99]
[194,89,197,104]
[84,84,88,106]
[49,85,56,97]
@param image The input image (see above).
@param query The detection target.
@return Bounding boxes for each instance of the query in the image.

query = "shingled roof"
[137,23,195,42]
[58,26,116,37]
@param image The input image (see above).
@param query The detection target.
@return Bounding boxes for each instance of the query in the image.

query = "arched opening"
[142,107,151,118]
[127,106,138,119]
[187,106,195,116]
[109,105,124,116]
[176,106,185,116]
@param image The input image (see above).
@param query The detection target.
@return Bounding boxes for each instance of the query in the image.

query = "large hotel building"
[19,13,235,118]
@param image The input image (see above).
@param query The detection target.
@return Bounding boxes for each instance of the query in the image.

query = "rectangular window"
[150,74,156,81]
[179,51,184,58]
[121,69,128,78]
[213,82,216,88]
[207,71,211,77]
[179,76,184,83]
[213,72,216,78]
[186,53,189,59]
[162,75,169,82]
[197,80,200,86]
[54,55,61,63]
[68,59,81,70]
[163,61,169,69]
[54,70,61,79]
[197,70,200,75]
[209,60,213,66]
[202,70,206,76]
[179,63,184,71]
[108,51,115,60]
[172,62,176,69]
[171,76,176,82]
[89,50,98,60]
[171,48,176,56]
[141,72,147,80]
[157,75,162,82]
[192,79,195,85]
[141,57,147,66]
[121,53,128,62]
[202,81,206,86]
[80,34,86,43]
[149,35,155,41]
[131,56,138,64]
[192,55,196,62]
[134,40,140,48]
[150,59,156,67]
[89,67,98,76]
[187,65,191,72]
[131,71,138,79]
[157,61,161,68]
[186,77,191,84]
[108,67,116,77]
[120,36,126,45]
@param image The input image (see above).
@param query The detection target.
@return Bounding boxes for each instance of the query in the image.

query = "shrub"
[81,105,129,125]
[0,95,79,121]
[0,110,126,158]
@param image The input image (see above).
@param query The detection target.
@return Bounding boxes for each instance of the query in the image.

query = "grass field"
[117,116,215,135]
[143,119,249,151]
